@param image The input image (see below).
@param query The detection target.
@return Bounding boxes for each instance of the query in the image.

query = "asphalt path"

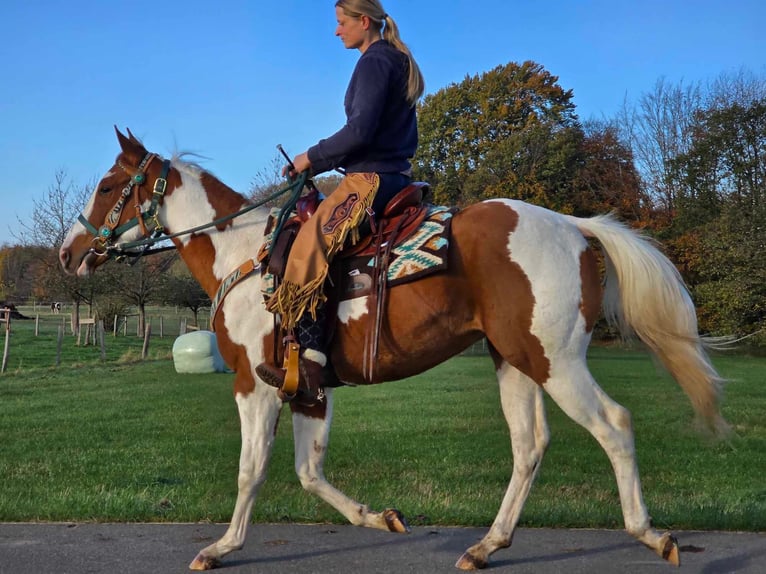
[0,523,764,574]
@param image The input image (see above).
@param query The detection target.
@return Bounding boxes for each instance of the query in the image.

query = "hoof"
[661,533,681,567]
[383,508,410,533]
[455,551,487,570]
[189,553,221,571]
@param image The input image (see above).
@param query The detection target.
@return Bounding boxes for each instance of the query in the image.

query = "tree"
[13,170,124,331]
[616,78,702,218]
[0,245,48,301]
[571,121,646,220]
[414,61,581,209]
[249,152,290,207]
[667,97,766,338]
[160,261,210,327]
[112,252,178,333]
[248,152,344,213]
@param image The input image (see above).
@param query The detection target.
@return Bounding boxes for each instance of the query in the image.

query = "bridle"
[77,151,171,259]
[76,154,310,262]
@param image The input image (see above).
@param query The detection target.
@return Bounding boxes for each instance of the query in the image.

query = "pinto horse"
[59,128,727,571]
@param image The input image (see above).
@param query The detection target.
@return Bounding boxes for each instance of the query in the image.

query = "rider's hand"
[282,152,311,178]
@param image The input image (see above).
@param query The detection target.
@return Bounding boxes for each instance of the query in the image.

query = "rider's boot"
[293,304,337,406]
[255,305,337,407]
[255,348,335,407]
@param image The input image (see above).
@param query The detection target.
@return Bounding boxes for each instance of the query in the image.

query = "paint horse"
[60,128,727,571]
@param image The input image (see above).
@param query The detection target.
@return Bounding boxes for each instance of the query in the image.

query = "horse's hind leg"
[543,358,680,566]
[456,361,549,570]
[291,389,408,533]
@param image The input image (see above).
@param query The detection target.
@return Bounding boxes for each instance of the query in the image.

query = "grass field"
[0,312,764,531]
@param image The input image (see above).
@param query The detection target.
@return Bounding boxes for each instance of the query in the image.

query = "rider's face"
[335,7,370,51]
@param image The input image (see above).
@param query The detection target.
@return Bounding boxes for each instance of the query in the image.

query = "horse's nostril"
[59,248,70,268]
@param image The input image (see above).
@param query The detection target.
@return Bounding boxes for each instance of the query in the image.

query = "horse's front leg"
[190,382,283,570]
[292,389,409,533]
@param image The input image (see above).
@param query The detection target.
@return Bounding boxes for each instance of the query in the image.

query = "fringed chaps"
[265,173,380,330]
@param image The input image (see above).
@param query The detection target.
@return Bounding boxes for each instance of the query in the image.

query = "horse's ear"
[115,125,130,149]
[114,126,146,158]
[126,127,141,145]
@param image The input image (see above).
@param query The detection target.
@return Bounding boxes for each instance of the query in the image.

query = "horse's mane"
[170,151,214,178]
[169,151,266,219]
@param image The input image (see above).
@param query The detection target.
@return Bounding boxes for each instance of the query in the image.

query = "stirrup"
[255,339,300,401]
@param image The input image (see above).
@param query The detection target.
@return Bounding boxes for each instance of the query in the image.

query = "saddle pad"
[339,206,454,301]
[260,206,455,300]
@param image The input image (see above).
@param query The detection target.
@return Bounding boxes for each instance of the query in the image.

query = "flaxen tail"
[566,213,729,435]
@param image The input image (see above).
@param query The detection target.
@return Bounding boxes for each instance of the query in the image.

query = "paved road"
[0,523,763,574]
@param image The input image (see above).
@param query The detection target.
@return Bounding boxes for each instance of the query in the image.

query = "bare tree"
[14,170,102,330]
[161,264,210,328]
[248,151,292,207]
[706,67,766,111]
[115,252,178,333]
[616,78,702,216]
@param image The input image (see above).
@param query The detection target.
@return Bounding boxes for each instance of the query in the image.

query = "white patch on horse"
[337,297,369,324]
[164,162,274,374]
[489,199,589,357]
[163,168,220,248]
[164,162,269,278]
[60,180,104,250]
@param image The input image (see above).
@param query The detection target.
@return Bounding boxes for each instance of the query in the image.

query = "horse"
[59,128,727,571]
[50,302,61,314]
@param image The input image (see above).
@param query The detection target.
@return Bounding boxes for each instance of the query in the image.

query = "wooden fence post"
[1,309,10,374]
[99,321,106,361]
[35,314,40,337]
[77,318,96,346]
[56,325,64,367]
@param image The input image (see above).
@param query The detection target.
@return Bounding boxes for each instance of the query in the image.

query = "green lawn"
[0,326,763,531]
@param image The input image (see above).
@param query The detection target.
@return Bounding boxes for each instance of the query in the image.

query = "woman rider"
[256,0,425,406]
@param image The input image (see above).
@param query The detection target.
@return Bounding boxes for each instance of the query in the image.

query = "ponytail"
[382,14,424,105]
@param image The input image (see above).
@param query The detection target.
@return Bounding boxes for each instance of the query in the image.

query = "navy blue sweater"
[307,40,417,175]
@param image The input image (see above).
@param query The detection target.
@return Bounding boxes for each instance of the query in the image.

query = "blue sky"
[1,0,763,246]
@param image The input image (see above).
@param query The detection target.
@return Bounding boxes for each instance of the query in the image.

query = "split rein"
[81,155,309,264]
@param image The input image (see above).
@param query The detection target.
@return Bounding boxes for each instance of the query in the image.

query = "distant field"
[0,343,763,531]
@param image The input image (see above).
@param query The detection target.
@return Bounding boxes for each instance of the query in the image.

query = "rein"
[78,157,309,262]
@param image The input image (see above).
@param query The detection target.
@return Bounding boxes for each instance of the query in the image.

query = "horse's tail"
[567,213,729,436]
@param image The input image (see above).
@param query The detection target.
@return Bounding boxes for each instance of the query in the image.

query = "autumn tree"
[0,245,48,301]
[667,96,766,338]
[571,121,646,220]
[414,61,582,209]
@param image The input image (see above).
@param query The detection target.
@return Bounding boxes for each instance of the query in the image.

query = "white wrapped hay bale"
[172,331,227,374]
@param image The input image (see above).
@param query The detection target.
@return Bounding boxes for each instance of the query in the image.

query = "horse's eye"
[98,186,112,195]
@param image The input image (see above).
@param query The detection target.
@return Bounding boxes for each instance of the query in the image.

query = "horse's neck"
[165,165,269,297]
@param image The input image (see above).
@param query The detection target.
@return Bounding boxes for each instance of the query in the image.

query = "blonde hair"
[335,0,424,105]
